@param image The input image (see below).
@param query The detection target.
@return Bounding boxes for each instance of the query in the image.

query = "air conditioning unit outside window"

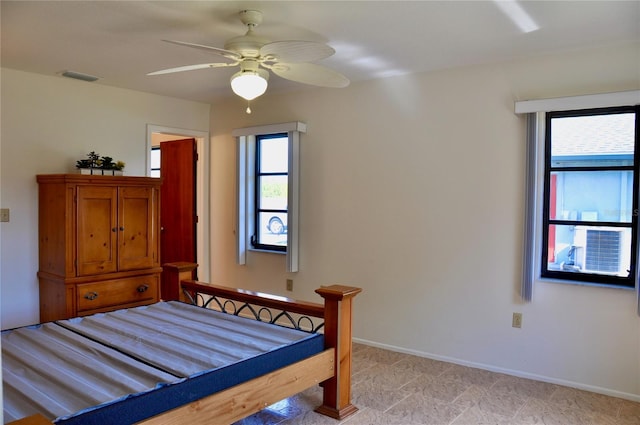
[573,226,631,276]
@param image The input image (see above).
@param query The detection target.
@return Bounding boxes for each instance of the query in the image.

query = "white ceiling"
[2,1,638,103]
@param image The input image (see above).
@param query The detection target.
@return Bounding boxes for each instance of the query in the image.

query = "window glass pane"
[150,148,161,169]
[150,170,160,178]
[259,175,288,210]
[258,212,287,247]
[547,224,631,277]
[259,136,288,173]
[549,170,634,223]
[550,113,635,168]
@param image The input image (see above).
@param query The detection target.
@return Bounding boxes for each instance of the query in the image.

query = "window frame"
[540,106,639,288]
[252,132,289,252]
[234,122,305,273]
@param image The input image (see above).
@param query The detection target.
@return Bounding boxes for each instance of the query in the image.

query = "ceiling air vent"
[60,70,99,82]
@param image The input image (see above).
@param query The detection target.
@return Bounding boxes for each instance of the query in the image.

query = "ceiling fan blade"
[162,39,242,61]
[271,62,350,88]
[260,41,335,63]
[147,62,236,76]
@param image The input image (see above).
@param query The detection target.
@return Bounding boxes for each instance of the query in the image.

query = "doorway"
[146,125,210,288]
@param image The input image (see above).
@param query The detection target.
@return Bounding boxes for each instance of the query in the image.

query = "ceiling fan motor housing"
[224,32,269,58]
[224,10,268,58]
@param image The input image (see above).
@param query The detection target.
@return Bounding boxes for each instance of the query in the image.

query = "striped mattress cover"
[2,301,324,424]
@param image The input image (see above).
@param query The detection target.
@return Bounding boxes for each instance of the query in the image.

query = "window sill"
[248,248,286,256]
[538,277,635,291]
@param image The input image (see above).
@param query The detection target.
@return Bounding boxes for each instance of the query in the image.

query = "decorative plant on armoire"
[76,151,125,175]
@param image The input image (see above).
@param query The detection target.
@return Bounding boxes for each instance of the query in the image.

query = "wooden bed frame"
[8,262,361,425]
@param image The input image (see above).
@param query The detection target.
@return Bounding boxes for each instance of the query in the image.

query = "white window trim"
[515,91,640,315]
[515,90,639,114]
[234,122,306,272]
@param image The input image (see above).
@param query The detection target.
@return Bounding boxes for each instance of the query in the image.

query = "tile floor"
[235,343,640,425]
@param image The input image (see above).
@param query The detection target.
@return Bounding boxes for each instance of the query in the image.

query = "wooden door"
[160,138,197,300]
[118,186,159,271]
[76,185,118,276]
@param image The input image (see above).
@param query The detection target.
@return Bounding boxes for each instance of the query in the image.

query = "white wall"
[208,42,640,400]
[0,68,210,329]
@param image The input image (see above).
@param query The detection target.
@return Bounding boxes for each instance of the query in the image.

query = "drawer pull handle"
[112,227,117,233]
[84,291,98,301]
[119,226,125,231]
[137,284,149,293]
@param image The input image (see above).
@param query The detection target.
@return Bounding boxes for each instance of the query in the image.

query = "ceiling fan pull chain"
[246,100,252,114]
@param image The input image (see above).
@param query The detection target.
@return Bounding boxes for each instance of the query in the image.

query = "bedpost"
[162,262,198,301]
[314,285,362,420]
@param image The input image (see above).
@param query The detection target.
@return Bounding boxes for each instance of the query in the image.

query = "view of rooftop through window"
[551,113,635,158]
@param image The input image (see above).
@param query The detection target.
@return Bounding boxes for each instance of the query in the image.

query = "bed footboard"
[139,350,335,425]
[164,262,362,421]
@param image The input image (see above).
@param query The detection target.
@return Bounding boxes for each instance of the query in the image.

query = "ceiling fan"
[148,10,350,113]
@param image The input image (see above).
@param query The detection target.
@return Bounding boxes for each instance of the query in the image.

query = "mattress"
[2,301,325,424]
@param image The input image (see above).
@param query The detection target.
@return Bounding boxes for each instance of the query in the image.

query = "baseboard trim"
[353,337,640,403]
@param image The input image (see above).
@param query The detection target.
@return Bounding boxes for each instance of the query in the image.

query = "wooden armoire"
[37,174,162,322]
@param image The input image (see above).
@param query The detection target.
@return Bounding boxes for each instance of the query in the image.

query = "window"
[541,107,638,287]
[252,133,289,251]
[234,122,305,272]
[150,146,161,177]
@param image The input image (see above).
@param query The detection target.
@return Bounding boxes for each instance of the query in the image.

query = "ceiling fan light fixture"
[230,68,269,100]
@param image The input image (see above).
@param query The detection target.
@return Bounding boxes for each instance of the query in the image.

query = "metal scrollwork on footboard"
[162,263,363,421]
[181,283,325,333]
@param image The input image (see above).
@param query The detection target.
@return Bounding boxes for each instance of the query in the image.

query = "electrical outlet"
[0,208,9,223]
[512,312,523,328]
[286,279,293,291]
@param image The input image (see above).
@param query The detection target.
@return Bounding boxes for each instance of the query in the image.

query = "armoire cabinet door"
[76,185,118,276]
[118,186,159,271]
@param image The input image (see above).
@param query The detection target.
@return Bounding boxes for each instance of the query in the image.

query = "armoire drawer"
[76,275,159,313]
